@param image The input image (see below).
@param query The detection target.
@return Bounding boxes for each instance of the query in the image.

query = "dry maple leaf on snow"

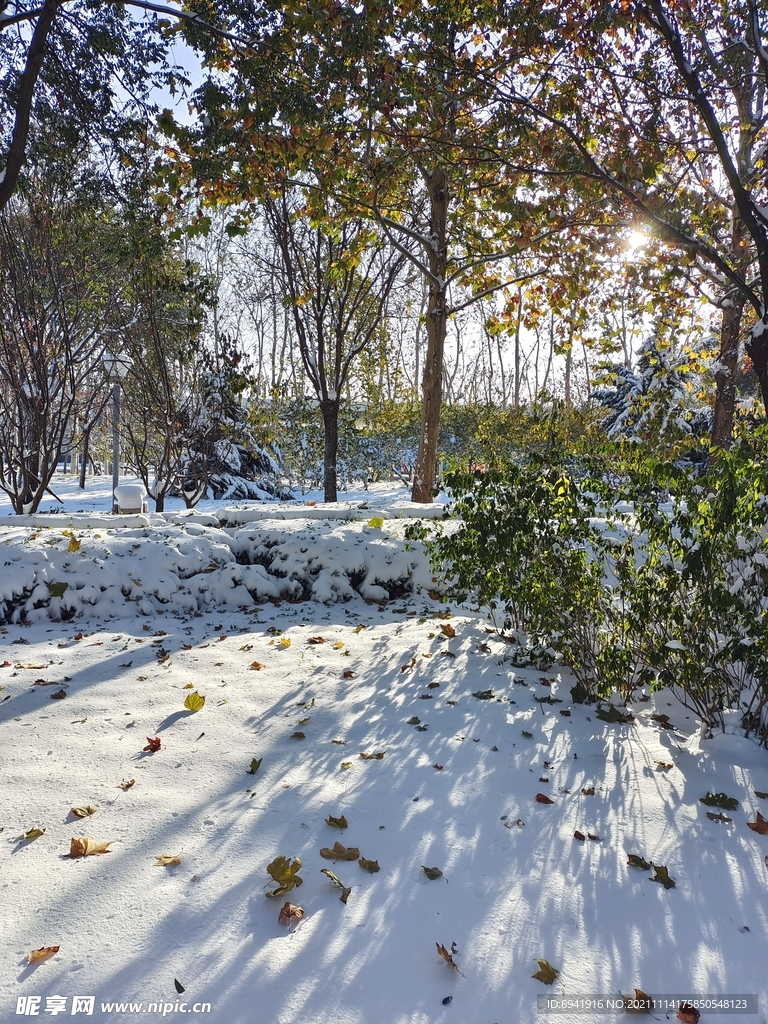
[154,855,182,867]
[320,842,359,861]
[748,811,768,835]
[69,836,112,858]
[143,736,161,753]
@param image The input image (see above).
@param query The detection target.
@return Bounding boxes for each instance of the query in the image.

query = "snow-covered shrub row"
[0,518,435,624]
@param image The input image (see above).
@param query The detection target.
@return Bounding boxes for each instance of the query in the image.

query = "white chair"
[114,484,148,514]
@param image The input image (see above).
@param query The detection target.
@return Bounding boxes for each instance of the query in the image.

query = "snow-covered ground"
[1,477,767,1024]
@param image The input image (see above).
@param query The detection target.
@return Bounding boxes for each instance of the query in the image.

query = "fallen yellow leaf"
[70,806,97,818]
[154,854,182,866]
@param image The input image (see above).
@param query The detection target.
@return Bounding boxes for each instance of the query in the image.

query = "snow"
[1,477,767,1024]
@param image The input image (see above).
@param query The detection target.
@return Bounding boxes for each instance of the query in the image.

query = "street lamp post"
[103,351,131,514]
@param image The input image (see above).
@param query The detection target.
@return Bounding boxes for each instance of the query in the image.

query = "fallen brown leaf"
[436,942,462,974]
[677,1004,701,1023]
[154,854,182,866]
[747,811,768,835]
[250,661,266,671]
[69,836,112,857]
[535,793,554,805]
[28,946,60,964]
[143,736,161,753]
[278,901,304,927]
[319,841,360,861]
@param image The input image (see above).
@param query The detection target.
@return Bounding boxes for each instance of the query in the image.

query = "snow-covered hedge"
[0,515,438,624]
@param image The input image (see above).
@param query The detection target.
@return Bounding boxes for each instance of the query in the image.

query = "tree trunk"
[412,166,448,504]
[747,316,768,420]
[711,295,746,449]
[321,399,339,502]
[78,427,90,489]
[712,219,748,450]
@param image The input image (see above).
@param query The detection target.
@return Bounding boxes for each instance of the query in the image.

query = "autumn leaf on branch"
[265,855,303,897]
[532,959,559,985]
[69,836,112,857]
[320,842,360,861]
[28,946,60,964]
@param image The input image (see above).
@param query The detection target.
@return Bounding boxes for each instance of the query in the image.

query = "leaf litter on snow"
[2,494,768,1022]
